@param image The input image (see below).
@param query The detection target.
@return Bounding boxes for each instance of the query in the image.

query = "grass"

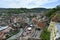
[40,27,50,40]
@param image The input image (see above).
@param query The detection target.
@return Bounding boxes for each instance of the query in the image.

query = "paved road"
[7,28,23,40]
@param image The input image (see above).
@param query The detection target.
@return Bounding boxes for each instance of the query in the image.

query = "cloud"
[0,0,59,8]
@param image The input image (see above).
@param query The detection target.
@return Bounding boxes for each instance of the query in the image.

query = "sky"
[0,0,60,8]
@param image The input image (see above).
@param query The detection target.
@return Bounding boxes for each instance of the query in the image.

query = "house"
[48,21,56,40]
[32,18,37,25]
[52,13,60,22]
[52,14,59,22]
[0,26,8,40]
[0,26,12,39]
[37,21,46,28]
[32,17,46,28]
[48,21,57,40]
[55,23,60,40]
[48,21,60,40]
[0,32,4,40]
[48,13,60,40]
[0,26,8,31]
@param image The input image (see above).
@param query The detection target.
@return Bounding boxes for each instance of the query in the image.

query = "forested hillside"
[0,8,48,13]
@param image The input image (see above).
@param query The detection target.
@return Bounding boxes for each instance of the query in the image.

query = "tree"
[45,5,60,20]
[41,28,50,40]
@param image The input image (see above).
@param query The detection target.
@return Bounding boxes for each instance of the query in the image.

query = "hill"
[0,8,48,13]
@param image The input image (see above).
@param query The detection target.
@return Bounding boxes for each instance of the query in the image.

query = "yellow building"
[48,21,57,40]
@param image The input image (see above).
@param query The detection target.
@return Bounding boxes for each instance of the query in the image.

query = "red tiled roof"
[0,32,4,40]
[37,21,46,28]
[52,15,59,22]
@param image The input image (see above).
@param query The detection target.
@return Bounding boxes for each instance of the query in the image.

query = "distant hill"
[0,8,48,13]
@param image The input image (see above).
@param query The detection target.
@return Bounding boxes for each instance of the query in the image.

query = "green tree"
[45,5,60,20]
[41,28,50,40]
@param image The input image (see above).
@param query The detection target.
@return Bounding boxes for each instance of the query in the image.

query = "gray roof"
[0,26,8,31]
[56,23,60,33]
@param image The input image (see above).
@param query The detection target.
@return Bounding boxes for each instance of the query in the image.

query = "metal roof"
[0,26,8,31]
[56,23,60,33]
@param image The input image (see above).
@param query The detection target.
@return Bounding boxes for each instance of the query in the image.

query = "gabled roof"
[0,26,8,31]
[55,23,60,33]
[55,23,60,39]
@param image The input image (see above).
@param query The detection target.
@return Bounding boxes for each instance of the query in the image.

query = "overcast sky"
[0,0,60,8]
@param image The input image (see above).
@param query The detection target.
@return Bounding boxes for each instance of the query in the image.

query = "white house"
[55,23,60,40]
